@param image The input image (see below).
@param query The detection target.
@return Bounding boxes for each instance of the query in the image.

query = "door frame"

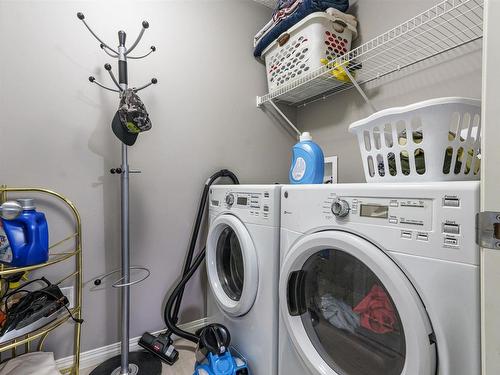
[481,1,500,373]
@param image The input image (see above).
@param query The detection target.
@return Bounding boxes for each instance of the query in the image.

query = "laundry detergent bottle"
[289,132,325,184]
[0,199,49,267]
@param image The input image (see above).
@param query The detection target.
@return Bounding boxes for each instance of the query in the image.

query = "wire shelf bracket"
[256,0,484,108]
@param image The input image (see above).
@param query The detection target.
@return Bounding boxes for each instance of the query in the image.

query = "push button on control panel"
[401,230,412,239]
[443,223,460,235]
[417,233,429,241]
[389,200,399,207]
[444,198,460,207]
[444,237,459,246]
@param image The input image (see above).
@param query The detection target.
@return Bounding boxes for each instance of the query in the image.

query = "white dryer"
[279,182,480,375]
[207,185,281,375]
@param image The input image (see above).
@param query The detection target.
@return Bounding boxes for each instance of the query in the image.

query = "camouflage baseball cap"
[112,89,152,146]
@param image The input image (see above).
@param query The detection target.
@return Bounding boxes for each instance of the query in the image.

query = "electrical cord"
[1,277,51,313]
[34,290,84,324]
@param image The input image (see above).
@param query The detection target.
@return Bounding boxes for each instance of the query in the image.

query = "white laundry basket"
[261,12,357,92]
[349,97,481,183]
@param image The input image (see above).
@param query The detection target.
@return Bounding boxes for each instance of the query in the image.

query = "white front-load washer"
[207,185,280,375]
[279,182,480,375]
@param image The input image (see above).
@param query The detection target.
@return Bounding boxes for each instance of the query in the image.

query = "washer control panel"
[210,188,276,223]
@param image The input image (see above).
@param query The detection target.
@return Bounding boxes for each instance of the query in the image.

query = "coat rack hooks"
[77,12,162,375]
[78,12,158,93]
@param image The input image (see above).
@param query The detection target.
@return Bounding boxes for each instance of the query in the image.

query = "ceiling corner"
[252,0,277,9]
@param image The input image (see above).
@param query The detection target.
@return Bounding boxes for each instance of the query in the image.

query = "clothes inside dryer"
[300,248,406,375]
[216,226,245,302]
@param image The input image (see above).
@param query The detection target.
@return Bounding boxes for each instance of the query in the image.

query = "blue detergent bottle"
[0,199,49,267]
[289,132,325,184]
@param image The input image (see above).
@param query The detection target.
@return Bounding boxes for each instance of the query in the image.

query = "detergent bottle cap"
[300,132,313,142]
[17,198,36,210]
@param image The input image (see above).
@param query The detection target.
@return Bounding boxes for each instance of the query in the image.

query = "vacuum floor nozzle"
[138,332,179,365]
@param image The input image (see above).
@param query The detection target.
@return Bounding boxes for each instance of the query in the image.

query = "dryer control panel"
[323,195,433,231]
[281,182,480,266]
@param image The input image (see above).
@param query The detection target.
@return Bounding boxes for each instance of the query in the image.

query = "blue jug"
[0,199,49,267]
[289,132,325,184]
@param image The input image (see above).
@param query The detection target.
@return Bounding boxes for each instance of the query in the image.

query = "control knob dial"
[331,199,350,217]
[226,193,235,206]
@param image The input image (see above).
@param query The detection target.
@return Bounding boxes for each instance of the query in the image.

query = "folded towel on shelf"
[254,18,276,47]
[253,0,304,48]
[254,0,351,57]
[273,0,304,23]
[0,352,61,375]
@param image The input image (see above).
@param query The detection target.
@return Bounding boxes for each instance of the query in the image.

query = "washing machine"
[279,182,480,375]
[206,185,281,375]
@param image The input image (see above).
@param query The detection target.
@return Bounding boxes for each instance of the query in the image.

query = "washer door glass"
[301,249,405,375]
[207,214,259,317]
[216,226,245,301]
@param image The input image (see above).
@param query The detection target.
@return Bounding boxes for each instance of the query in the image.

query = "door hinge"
[476,211,500,250]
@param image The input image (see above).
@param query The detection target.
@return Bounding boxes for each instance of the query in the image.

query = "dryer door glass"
[216,226,244,301]
[300,249,406,375]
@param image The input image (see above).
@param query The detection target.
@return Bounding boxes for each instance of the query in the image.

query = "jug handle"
[21,215,37,247]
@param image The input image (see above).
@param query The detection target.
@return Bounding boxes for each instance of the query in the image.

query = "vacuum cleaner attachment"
[139,169,239,365]
[138,332,178,365]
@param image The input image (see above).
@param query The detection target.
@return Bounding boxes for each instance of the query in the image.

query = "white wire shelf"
[257,0,484,107]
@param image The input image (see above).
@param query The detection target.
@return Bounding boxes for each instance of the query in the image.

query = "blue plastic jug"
[289,132,325,184]
[0,199,49,267]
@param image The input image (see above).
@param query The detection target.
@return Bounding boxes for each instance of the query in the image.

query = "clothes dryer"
[279,182,480,375]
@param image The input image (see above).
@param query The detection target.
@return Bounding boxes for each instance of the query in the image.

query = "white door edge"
[481,0,500,373]
[207,214,259,317]
[279,230,436,375]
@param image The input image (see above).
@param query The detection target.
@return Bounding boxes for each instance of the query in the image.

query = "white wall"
[298,0,483,183]
[0,0,290,358]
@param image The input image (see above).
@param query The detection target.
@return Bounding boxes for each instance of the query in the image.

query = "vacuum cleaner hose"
[163,169,239,343]
[164,248,206,343]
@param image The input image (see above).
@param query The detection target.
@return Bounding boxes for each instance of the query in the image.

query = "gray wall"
[298,0,483,183]
[0,0,290,358]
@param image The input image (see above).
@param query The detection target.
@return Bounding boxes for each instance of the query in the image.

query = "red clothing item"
[353,284,396,334]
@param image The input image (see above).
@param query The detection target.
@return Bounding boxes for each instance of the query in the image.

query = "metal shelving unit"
[257,0,484,112]
[0,186,83,375]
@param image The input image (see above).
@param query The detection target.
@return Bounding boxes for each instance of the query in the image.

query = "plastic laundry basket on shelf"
[349,97,481,183]
[261,12,358,93]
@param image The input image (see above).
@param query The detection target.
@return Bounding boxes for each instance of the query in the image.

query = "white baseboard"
[56,318,209,371]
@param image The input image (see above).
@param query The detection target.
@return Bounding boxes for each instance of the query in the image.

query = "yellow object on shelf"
[320,58,353,82]
[7,272,29,290]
